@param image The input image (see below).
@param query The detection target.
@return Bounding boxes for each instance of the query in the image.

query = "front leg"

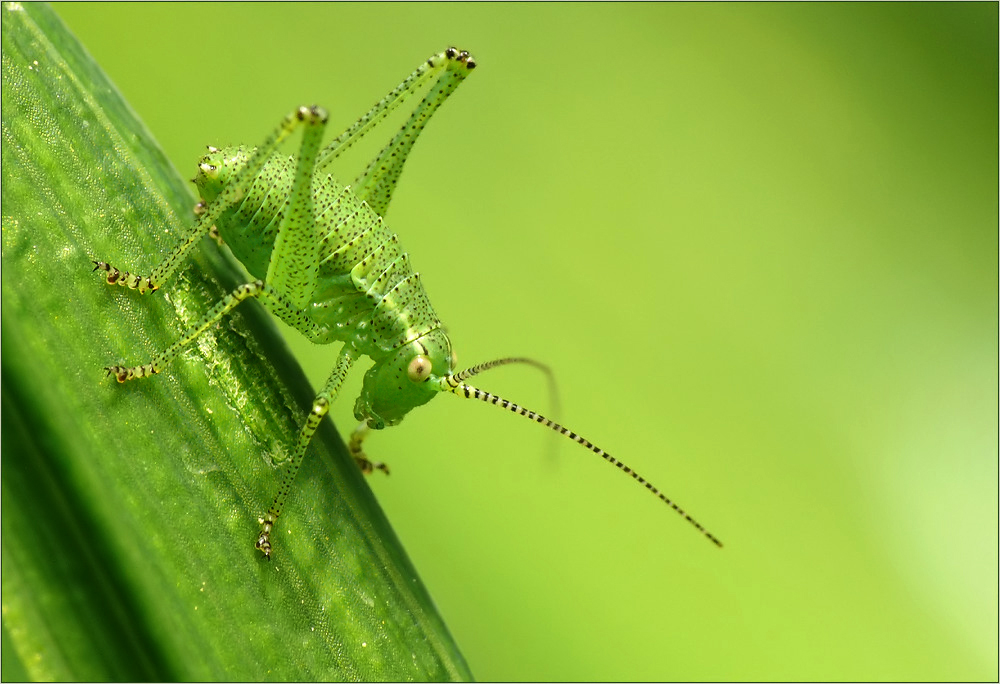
[256,347,358,558]
[94,106,329,296]
[348,423,390,475]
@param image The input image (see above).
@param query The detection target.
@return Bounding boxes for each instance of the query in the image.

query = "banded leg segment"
[256,348,359,557]
[348,423,389,475]
[104,280,267,382]
[316,48,476,218]
[94,105,332,294]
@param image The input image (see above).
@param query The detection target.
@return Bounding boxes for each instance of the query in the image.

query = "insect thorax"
[194,145,452,425]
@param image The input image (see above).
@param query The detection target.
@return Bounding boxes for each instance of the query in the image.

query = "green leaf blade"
[1,3,471,680]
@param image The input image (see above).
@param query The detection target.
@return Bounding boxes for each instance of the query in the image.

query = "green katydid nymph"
[93,48,722,556]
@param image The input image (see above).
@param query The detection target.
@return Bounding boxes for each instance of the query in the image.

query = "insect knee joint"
[296,105,328,124]
[236,280,263,299]
[312,397,330,417]
[444,46,476,70]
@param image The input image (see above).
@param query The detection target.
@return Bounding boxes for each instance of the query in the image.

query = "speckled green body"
[196,145,453,428]
[95,48,722,556]
[95,49,480,555]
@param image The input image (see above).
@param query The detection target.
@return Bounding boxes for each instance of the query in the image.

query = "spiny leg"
[256,348,358,558]
[316,48,474,169]
[316,48,476,218]
[94,106,331,294]
[104,281,314,383]
[104,280,266,382]
[348,423,389,475]
[352,48,476,218]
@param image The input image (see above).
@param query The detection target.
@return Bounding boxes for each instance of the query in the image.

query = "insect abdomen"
[308,175,442,354]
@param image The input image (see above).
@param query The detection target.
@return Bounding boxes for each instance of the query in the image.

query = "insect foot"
[348,424,389,475]
[354,455,390,476]
[256,517,274,559]
[92,260,158,294]
[104,363,159,383]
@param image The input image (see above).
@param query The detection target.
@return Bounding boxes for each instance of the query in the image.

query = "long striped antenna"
[451,356,564,465]
[437,366,723,548]
[450,356,561,420]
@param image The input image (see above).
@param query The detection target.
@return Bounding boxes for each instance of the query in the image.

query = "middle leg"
[256,346,359,557]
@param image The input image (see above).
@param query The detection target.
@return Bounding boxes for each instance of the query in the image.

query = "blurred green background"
[50,3,997,681]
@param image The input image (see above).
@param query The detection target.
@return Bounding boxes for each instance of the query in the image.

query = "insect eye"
[199,162,219,179]
[406,355,433,382]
